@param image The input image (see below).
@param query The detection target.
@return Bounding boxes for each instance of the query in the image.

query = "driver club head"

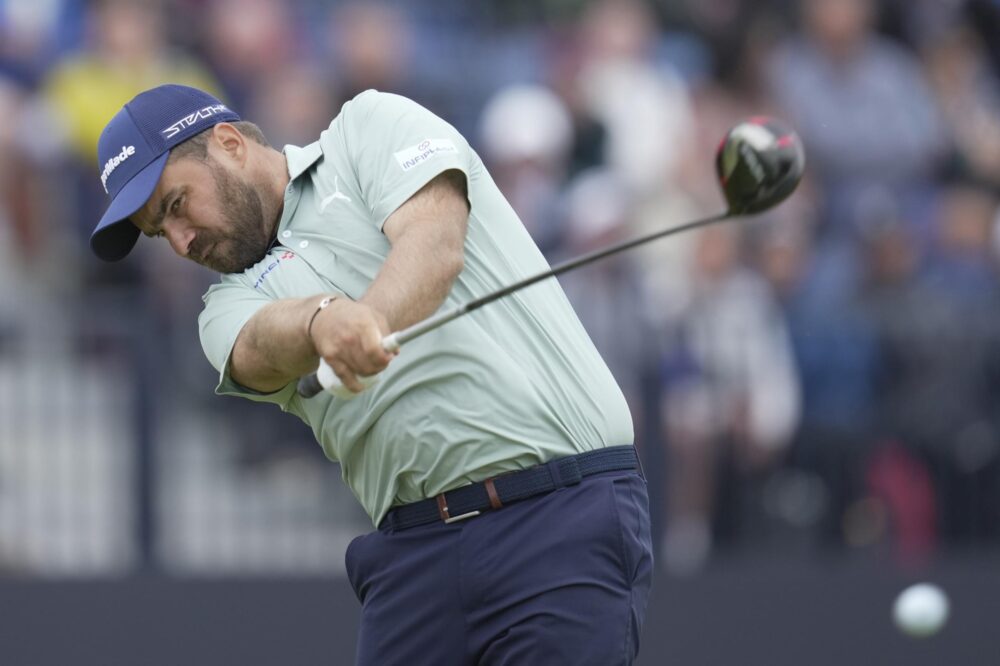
[715,117,805,215]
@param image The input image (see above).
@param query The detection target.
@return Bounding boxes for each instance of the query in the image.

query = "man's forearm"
[229,297,321,392]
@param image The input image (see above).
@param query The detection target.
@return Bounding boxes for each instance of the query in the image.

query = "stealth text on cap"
[161,104,230,140]
[100,145,136,193]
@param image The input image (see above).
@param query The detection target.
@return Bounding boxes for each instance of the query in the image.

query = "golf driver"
[297,116,805,398]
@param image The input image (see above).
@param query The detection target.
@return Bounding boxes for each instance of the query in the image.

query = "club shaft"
[400,209,733,344]
[298,209,732,397]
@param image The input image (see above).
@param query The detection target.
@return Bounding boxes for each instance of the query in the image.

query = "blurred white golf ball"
[893,583,950,637]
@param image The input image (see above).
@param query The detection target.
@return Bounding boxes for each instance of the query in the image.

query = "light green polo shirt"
[198,90,632,525]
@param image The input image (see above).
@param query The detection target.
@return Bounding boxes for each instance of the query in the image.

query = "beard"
[192,161,273,274]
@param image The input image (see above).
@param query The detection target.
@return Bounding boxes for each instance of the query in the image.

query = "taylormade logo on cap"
[161,104,231,139]
[100,145,136,193]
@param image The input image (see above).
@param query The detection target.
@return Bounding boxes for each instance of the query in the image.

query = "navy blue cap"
[90,84,240,261]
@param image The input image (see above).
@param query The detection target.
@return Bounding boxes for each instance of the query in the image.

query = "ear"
[208,122,247,168]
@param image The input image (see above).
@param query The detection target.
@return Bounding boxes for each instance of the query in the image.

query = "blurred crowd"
[3,0,1000,576]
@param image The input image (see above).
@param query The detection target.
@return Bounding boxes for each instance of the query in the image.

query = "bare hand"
[309,299,395,392]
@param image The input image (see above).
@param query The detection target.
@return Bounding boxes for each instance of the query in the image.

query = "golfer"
[91,84,652,665]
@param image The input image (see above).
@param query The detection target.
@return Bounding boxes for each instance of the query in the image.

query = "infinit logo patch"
[394,138,457,172]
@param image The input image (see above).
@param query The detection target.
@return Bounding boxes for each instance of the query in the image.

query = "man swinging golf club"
[90,83,801,665]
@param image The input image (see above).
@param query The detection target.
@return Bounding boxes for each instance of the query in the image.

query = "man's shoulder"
[342,88,410,110]
[336,89,436,131]
[334,89,384,125]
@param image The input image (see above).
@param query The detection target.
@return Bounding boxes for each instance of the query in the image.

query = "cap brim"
[90,151,170,261]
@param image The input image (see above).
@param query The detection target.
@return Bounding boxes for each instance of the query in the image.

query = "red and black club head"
[715,117,805,215]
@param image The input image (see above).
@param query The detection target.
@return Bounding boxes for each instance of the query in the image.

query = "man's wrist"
[306,295,338,350]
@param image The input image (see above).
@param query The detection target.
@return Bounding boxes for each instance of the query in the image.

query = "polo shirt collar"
[283,141,323,181]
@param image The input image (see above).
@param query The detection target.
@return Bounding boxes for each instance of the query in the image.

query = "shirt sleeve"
[198,279,298,409]
[339,90,471,230]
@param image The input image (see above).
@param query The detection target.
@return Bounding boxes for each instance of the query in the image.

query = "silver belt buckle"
[436,492,481,524]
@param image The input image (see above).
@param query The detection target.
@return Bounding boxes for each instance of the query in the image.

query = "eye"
[170,196,183,215]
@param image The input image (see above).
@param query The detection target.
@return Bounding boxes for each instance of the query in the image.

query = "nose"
[163,219,195,257]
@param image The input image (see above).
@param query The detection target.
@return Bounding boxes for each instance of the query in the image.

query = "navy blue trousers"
[345,469,654,665]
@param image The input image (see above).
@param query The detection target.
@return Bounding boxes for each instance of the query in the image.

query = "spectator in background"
[964,0,1000,75]
[574,0,694,197]
[0,70,68,275]
[326,2,417,103]
[323,1,466,134]
[563,0,702,333]
[660,224,800,574]
[478,84,574,256]
[43,0,219,166]
[756,0,952,555]
[39,0,236,469]
[0,0,82,85]
[0,79,35,259]
[879,0,969,48]
[661,0,792,79]
[201,0,298,113]
[925,185,1000,300]
[41,0,221,248]
[767,0,946,239]
[544,31,608,182]
[0,78,47,366]
[762,195,880,551]
[246,63,339,148]
[865,185,1000,546]
[923,23,1000,189]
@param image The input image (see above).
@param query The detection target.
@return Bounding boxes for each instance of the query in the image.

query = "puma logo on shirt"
[320,175,352,212]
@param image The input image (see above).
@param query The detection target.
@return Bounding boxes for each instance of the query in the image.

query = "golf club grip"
[297,334,400,398]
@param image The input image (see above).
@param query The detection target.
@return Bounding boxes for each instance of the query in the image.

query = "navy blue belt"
[381,445,639,531]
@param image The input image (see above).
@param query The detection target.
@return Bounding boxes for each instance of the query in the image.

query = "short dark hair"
[169,121,269,163]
